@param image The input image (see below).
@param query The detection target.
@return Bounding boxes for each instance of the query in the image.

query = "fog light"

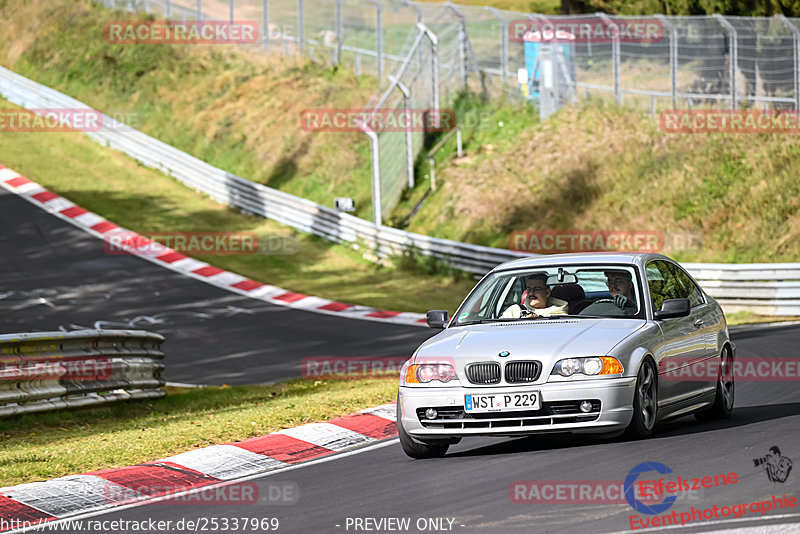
[580,401,593,413]
[425,408,438,420]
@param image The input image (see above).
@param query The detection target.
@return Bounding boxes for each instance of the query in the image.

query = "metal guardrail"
[0,330,165,417]
[0,65,528,276]
[0,68,799,315]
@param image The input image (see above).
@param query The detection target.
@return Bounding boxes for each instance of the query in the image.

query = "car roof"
[490,252,674,273]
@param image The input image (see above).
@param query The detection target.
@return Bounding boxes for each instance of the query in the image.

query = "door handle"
[693,318,704,328]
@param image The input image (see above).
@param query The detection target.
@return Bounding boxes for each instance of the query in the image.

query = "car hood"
[414,318,645,372]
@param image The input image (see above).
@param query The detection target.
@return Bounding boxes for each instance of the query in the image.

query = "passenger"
[501,272,567,318]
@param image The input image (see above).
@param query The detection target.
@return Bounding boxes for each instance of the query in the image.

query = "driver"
[501,272,567,318]
[605,270,636,310]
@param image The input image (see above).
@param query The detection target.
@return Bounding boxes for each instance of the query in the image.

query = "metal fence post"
[196,0,202,20]
[445,2,468,90]
[268,0,269,49]
[164,0,171,17]
[298,0,305,51]
[391,77,415,188]
[229,0,234,22]
[777,15,800,110]
[655,15,677,109]
[407,2,424,76]
[375,3,383,80]
[335,0,343,65]
[597,13,620,104]
[488,7,509,88]
[357,123,382,226]
[418,23,440,123]
[714,14,738,109]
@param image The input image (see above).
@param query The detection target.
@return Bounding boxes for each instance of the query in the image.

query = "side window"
[646,261,682,311]
[671,264,705,308]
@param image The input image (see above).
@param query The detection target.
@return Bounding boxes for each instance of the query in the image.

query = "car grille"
[465,362,501,384]
[416,400,601,429]
[505,361,541,383]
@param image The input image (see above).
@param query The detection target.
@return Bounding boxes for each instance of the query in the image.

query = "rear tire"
[625,359,658,439]
[695,346,734,421]
[397,398,450,459]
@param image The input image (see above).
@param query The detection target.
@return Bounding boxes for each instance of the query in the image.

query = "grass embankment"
[0,0,379,218]
[0,96,475,313]
[0,378,397,487]
[404,100,800,264]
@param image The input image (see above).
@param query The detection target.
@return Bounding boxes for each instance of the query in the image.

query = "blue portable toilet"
[523,29,575,101]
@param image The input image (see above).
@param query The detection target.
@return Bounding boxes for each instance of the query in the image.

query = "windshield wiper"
[455,318,516,326]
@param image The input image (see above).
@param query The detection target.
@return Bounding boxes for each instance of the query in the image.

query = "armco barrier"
[0,330,165,417]
[0,68,798,315]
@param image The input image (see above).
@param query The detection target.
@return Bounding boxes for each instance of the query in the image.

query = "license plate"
[464,391,540,413]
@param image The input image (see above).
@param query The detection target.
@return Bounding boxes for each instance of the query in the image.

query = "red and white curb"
[0,403,398,529]
[0,165,427,327]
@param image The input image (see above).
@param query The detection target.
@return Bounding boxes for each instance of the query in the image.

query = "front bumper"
[398,377,636,438]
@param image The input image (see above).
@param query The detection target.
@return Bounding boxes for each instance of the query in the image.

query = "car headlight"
[403,363,457,384]
[552,357,623,377]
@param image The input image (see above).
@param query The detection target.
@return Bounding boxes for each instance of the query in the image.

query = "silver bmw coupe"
[397,253,735,458]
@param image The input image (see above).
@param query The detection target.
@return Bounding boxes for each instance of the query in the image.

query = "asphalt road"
[4,186,800,533]
[43,324,800,534]
[0,188,434,385]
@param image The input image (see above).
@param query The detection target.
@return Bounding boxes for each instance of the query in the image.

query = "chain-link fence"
[96,0,800,221]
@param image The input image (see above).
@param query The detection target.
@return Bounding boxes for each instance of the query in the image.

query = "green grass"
[401,100,800,264]
[725,312,800,326]
[0,96,476,314]
[0,0,380,221]
[0,378,397,487]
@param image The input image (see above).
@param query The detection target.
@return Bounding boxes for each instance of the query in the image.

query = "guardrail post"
[654,14,677,109]
[488,7,509,89]
[229,0,234,22]
[197,0,202,20]
[390,77,415,188]
[429,157,436,190]
[298,0,305,51]
[597,13,620,104]
[777,15,800,110]
[456,125,462,157]
[714,14,738,109]
[335,0,343,65]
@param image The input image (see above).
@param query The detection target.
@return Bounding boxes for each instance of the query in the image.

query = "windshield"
[452,264,644,325]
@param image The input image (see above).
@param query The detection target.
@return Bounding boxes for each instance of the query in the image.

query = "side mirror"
[654,298,690,320]
[426,310,449,329]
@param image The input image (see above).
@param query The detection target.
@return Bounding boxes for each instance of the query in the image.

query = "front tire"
[695,345,734,421]
[397,398,449,459]
[625,359,658,439]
